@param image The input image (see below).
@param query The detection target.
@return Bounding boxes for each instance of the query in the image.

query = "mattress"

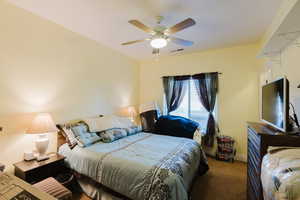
[59,132,208,200]
[261,147,300,200]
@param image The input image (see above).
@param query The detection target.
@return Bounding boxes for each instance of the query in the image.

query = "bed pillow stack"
[83,115,142,143]
[71,124,101,147]
[58,122,101,148]
[58,115,142,148]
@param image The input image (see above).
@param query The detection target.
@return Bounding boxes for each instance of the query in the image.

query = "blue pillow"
[154,115,199,139]
[100,128,127,143]
[71,124,101,147]
[124,126,142,136]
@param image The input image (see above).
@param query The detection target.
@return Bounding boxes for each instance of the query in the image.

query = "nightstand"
[13,153,67,184]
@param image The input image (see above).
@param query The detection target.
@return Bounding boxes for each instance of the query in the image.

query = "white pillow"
[84,115,122,132]
[193,129,202,145]
[116,117,135,128]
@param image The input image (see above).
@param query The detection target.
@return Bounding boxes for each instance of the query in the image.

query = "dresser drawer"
[248,128,260,148]
[247,126,263,200]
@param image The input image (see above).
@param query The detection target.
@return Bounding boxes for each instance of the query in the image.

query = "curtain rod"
[161,72,222,78]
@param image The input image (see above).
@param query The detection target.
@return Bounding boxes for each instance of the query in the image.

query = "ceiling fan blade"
[121,38,149,45]
[166,18,196,34]
[129,20,154,34]
[170,37,194,46]
[152,48,160,54]
[170,48,184,53]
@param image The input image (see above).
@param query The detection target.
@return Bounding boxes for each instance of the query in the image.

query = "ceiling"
[8,0,282,60]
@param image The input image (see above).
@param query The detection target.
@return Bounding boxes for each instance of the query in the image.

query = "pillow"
[83,115,121,132]
[124,125,142,136]
[71,124,101,147]
[154,115,199,139]
[193,128,202,144]
[62,127,78,148]
[116,117,135,128]
[100,128,127,143]
[57,123,80,149]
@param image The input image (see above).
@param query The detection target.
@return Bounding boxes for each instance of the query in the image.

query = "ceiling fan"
[121,16,196,55]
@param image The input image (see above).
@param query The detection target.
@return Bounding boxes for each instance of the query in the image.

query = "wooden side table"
[13,153,67,184]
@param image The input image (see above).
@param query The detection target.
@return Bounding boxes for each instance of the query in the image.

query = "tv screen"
[261,77,289,131]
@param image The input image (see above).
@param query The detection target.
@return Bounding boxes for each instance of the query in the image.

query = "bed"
[58,130,208,200]
[261,147,300,200]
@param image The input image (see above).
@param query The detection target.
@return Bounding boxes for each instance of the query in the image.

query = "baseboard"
[205,150,247,162]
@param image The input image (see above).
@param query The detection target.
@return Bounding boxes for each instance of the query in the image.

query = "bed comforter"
[261,147,300,200]
[59,132,208,200]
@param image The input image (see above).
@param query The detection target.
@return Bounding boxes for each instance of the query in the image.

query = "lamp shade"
[27,113,57,134]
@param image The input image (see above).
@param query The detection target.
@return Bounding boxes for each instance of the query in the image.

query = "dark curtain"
[192,72,218,147]
[162,75,189,114]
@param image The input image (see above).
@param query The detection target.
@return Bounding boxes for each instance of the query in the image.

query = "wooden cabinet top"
[13,153,65,172]
[247,122,282,135]
[248,121,300,138]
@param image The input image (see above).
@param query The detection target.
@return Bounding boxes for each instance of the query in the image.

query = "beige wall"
[261,37,300,119]
[0,1,139,172]
[260,0,300,125]
[139,43,263,161]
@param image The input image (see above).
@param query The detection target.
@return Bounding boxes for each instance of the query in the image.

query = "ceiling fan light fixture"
[150,38,167,49]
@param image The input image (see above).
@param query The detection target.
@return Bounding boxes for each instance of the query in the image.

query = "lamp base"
[35,134,49,162]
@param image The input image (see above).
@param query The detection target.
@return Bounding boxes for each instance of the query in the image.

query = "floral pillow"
[123,126,142,136]
[71,124,101,147]
[57,123,81,149]
[100,128,127,143]
[62,127,78,148]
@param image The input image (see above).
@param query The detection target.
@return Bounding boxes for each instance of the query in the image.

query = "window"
[170,79,216,132]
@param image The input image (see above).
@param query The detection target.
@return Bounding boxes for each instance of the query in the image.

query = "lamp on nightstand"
[27,113,57,162]
[127,106,137,122]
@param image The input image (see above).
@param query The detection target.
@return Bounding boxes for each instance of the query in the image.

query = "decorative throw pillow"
[100,128,127,143]
[62,127,78,148]
[116,117,135,128]
[71,124,101,147]
[57,123,80,149]
[124,126,142,136]
[83,115,122,132]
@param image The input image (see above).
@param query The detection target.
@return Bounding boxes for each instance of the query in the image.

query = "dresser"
[247,122,300,200]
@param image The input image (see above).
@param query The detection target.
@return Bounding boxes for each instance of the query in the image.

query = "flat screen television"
[261,77,289,132]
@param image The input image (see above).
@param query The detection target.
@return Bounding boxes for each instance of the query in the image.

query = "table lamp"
[127,106,137,122]
[27,113,57,161]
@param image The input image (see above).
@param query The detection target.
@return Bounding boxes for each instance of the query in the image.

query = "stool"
[33,177,72,200]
